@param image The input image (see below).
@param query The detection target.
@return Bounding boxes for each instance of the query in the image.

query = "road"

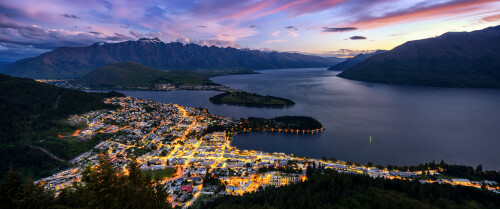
[29,145,66,162]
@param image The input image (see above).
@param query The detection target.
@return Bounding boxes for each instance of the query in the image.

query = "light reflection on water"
[114,68,500,170]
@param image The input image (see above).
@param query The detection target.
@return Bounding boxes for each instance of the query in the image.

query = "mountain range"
[338,25,500,88]
[0,38,336,79]
[327,50,386,71]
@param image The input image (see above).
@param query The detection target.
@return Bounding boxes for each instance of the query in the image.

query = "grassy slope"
[78,62,214,88]
[141,167,176,179]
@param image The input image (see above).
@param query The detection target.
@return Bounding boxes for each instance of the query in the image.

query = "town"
[36,79,238,93]
[37,97,500,208]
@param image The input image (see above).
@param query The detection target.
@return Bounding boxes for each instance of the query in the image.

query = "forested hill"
[199,171,500,209]
[338,25,500,88]
[0,73,123,179]
[0,38,336,79]
[77,62,214,88]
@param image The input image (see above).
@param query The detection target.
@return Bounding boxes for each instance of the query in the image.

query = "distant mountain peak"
[327,50,387,71]
[92,42,107,46]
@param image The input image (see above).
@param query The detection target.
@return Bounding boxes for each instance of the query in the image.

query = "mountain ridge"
[0,38,336,79]
[338,25,500,88]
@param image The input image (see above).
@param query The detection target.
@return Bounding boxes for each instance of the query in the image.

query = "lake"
[117,68,500,170]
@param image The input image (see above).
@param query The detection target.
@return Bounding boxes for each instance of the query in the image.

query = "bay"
[116,68,500,170]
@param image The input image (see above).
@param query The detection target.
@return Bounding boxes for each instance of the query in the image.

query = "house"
[176,178,184,185]
[177,193,188,202]
[452,178,472,186]
[182,184,193,193]
[188,177,202,182]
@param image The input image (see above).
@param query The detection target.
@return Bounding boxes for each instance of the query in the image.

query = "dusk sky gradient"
[1,0,500,62]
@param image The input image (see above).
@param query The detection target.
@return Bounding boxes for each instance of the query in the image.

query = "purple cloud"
[129,30,163,39]
[322,27,358,32]
[349,35,366,40]
[0,19,132,51]
[0,0,497,62]
[61,13,79,19]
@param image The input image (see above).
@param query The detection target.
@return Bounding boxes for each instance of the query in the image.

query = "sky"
[1,0,500,62]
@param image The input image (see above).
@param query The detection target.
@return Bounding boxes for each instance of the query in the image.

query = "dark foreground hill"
[0,73,123,179]
[77,62,214,88]
[0,38,336,79]
[327,50,386,71]
[338,25,500,88]
[199,171,500,209]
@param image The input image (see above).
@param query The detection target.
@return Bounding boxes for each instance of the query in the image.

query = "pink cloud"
[190,0,346,24]
[482,14,500,22]
[286,30,299,37]
[350,0,499,29]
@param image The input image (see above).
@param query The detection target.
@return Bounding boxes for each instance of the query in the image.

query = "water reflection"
[117,68,500,170]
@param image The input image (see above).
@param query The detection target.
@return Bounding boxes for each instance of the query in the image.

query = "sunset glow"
[1,0,500,61]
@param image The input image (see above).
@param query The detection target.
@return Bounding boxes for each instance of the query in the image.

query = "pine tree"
[153,175,171,209]
[83,154,121,209]
[476,164,483,173]
[0,169,55,209]
[0,168,24,208]
[19,178,55,209]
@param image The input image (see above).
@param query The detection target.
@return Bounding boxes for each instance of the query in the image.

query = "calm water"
[117,68,500,170]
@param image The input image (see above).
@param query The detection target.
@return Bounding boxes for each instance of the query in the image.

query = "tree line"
[198,168,500,209]
[0,155,172,209]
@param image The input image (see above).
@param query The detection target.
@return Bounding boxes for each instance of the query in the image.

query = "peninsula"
[209,91,295,107]
[45,62,297,108]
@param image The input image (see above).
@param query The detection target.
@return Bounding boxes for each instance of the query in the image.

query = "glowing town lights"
[37,96,500,204]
